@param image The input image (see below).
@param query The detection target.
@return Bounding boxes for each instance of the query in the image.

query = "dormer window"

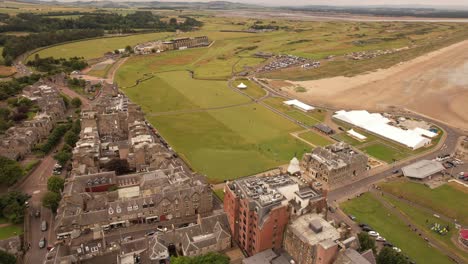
[116,205,122,214]
[108,206,114,215]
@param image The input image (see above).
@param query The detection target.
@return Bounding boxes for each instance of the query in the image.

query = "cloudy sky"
[151,0,468,7]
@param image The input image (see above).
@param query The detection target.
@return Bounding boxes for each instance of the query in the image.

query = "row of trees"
[1,29,104,65]
[358,232,411,264]
[0,191,29,224]
[42,176,65,213]
[0,157,24,186]
[0,12,202,33]
[53,117,81,167]
[27,55,88,74]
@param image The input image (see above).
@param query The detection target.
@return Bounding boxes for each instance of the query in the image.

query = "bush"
[47,176,65,193]
[0,157,24,186]
[42,191,61,213]
[71,97,82,108]
[0,191,29,224]
[0,250,16,264]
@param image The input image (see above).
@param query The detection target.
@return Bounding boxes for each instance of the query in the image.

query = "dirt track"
[282,40,468,131]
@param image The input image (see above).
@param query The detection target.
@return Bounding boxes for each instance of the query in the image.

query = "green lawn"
[341,193,453,264]
[263,97,324,126]
[382,194,468,263]
[29,32,172,60]
[380,181,468,225]
[214,189,225,201]
[123,71,250,114]
[298,131,334,147]
[0,224,23,240]
[361,142,408,163]
[148,105,309,182]
[233,79,266,99]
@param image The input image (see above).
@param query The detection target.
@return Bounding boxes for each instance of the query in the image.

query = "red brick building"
[224,175,325,256]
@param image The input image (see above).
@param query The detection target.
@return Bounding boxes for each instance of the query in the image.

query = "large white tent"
[283,99,315,112]
[334,110,435,150]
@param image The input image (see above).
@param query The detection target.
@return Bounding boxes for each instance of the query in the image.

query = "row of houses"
[0,80,67,160]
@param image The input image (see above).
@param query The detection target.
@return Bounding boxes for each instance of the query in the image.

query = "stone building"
[55,167,213,237]
[283,214,341,264]
[224,174,326,256]
[0,82,66,160]
[171,36,210,50]
[301,143,368,188]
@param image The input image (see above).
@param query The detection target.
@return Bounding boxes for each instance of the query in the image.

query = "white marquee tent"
[334,110,435,150]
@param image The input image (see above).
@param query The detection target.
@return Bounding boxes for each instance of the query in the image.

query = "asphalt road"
[19,154,56,264]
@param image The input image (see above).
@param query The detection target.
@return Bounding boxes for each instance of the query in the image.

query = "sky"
[151,0,468,7]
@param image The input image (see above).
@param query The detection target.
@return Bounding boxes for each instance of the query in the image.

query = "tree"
[104,158,131,175]
[42,191,61,213]
[0,157,24,186]
[377,247,409,264]
[47,176,65,193]
[0,250,16,264]
[71,97,82,108]
[171,252,229,264]
[0,191,29,224]
[125,45,133,53]
[53,150,72,167]
[64,130,79,147]
[358,232,376,254]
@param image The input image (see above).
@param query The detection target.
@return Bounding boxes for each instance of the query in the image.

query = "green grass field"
[123,71,249,114]
[341,193,453,264]
[233,79,266,99]
[147,105,309,182]
[29,16,468,81]
[298,131,334,147]
[361,142,408,163]
[382,194,468,263]
[119,66,309,182]
[29,32,172,61]
[0,224,23,240]
[380,181,468,225]
[263,97,325,125]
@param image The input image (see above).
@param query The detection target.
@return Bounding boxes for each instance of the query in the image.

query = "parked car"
[348,215,356,221]
[362,226,373,232]
[376,236,386,242]
[368,231,379,237]
[393,247,402,253]
[383,242,394,247]
[358,223,368,228]
[123,236,132,242]
[392,169,400,174]
[39,238,46,249]
[35,210,40,218]
[145,231,156,237]
[41,221,47,232]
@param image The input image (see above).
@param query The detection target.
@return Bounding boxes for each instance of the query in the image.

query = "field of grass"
[382,194,468,263]
[29,16,468,81]
[341,193,453,264]
[29,32,172,61]
[298,131,334,147]
[263,97,325,125]
[119,67,308,182]
[147,105,309,182]
[380,180,468,225]
[0,224,23,240]
[361,142,408,163]
[232,79,266,99]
